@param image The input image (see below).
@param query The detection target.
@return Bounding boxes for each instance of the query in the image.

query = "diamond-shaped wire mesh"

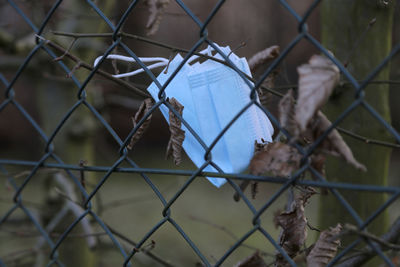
[1,0,400,266]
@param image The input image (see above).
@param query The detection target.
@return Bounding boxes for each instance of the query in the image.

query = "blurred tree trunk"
[319,0,394,264]
[39,1,115,266]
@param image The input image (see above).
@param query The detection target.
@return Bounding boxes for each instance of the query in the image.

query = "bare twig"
[273,80,400,90]
[50,31,285,97]
[10,168,59,179]
[188,215,274,258]
[67,61,82,78]
[0,228,109,239]
[343,17,377,67]
[337,127,400,149]
[48,31,400,152]
[341,223,400,251]
[53,38,78,61]
[307,222,321,232]
[2,247,42,265]
[337,217,400,267]
[40,36,149,98]
[101,182,177,210]
[105,223,176,267]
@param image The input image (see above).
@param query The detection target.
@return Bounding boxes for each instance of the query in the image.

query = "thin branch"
[105,223,176,267]
[274,80,400,90]
[38,36,149,98]
[10,168,59,179]
[188,215,274,258]
[342,224,400,251]
[307,221,321,232]
[337,216,400,267]
[1,247,40,265]
[5,31,397,152]
[343,17,377,67]
[337,127,400,149]
[101,182,177,211]
[53,38,77,61]
[50,31,285,97]
[0,228,107,239]
[0,197,44,209]
[49,31,400,95]
[48,31,400,151]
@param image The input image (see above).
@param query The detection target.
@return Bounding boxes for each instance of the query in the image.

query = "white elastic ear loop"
[93,54,169,78]
[93,44,230,79]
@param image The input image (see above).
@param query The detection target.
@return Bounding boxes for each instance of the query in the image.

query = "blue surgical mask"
[94,44,274,187]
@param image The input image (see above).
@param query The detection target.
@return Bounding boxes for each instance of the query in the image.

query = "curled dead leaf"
[306,224,342,267]
[249,142,302,177]
[251,182,258,199]
[166,97,185,165]
[278,89,298,137]
[257,69,280,109]
[313,112,366,172]
[274,190,315,266]
[248,45,280,73]
[145,0,170,36]
[310,153,329,194]
[277,87,365,172]
[128,98,154,150]
[234,140,268,202]
[295,54,340,132]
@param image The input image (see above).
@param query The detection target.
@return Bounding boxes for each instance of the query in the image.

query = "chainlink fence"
[1,0,400,266]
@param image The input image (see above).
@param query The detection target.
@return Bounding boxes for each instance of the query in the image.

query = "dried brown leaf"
[295,54,340,132]
[166,97,185,165]
[310,153,328,194]
[234,141,269,202]
[278,89,298,136]
[310,154,326,177]
[233,180,250,202]
[234,251,267,267]
[145,0,170,36]
[313,112,366,172]
[254,140,269,153]
[274,192,312,266]
[249,142,302,177]
[251,182,258,199]
[128,98,154,150]
[249,45,280,73]
[258,69,280,108]
[306,224,342,267]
